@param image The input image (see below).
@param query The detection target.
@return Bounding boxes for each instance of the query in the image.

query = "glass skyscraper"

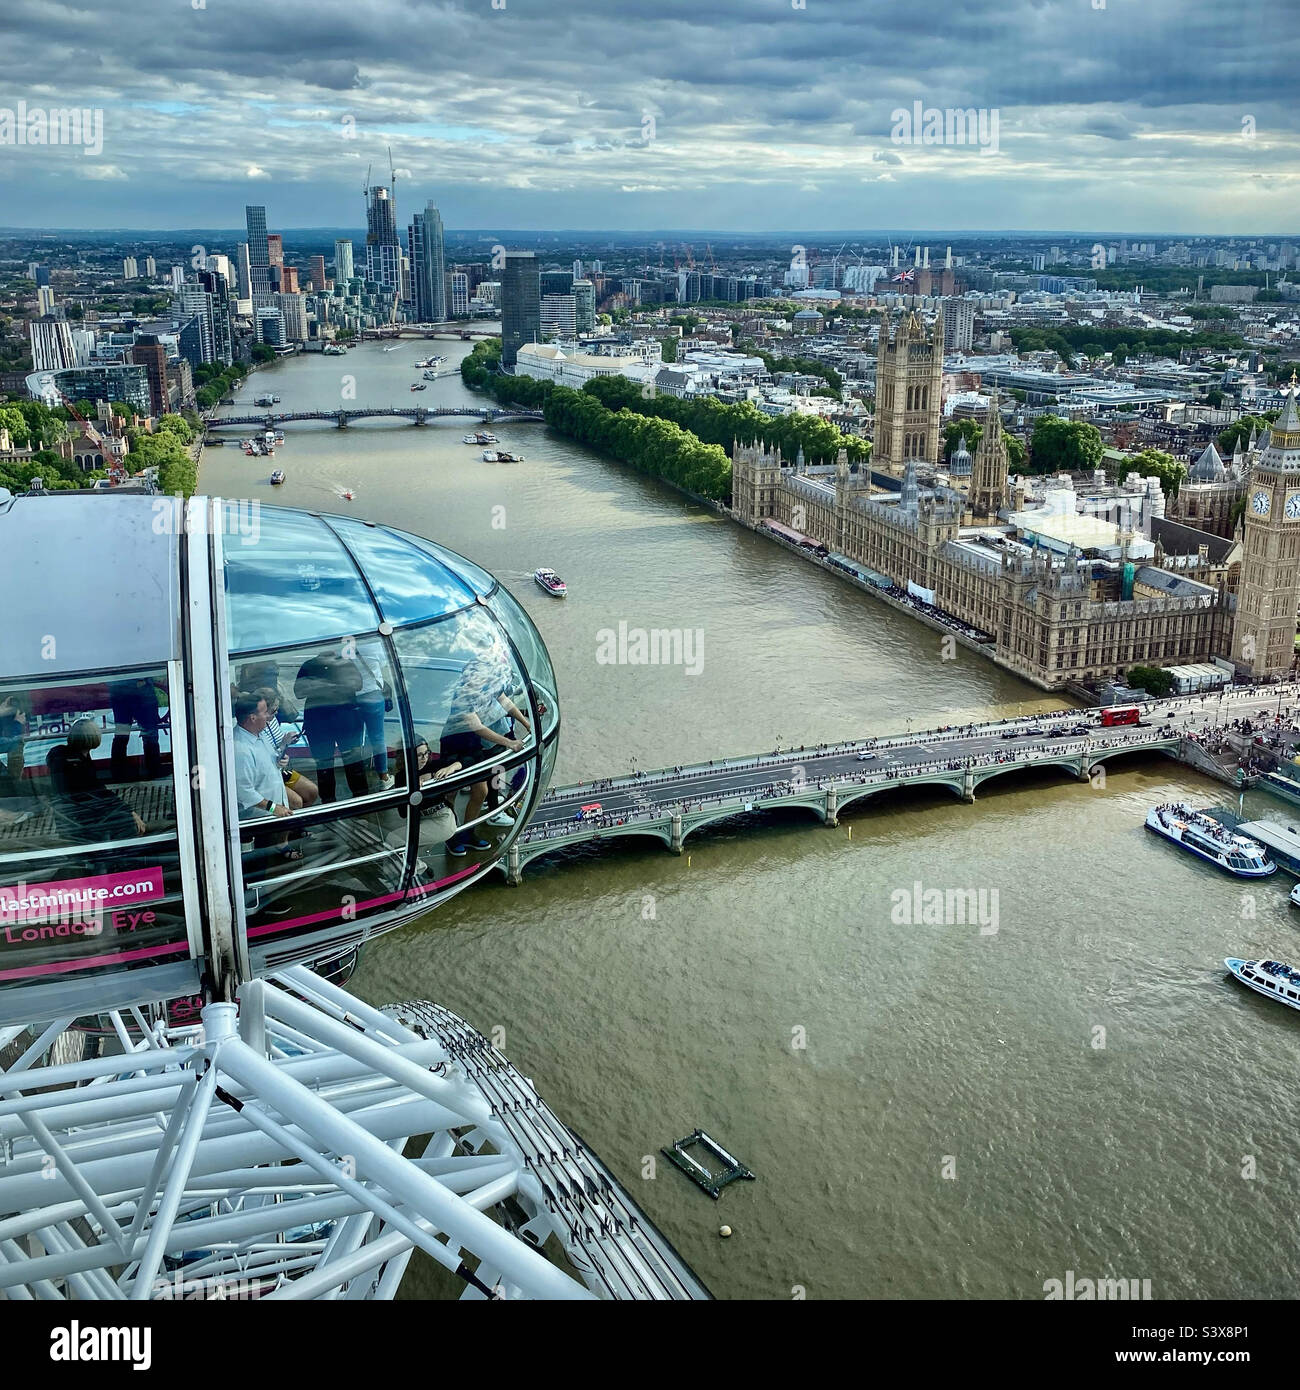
[407,201,446,323]
[501,251,540,368]
[245,205,272,306]
[334,238,354,285]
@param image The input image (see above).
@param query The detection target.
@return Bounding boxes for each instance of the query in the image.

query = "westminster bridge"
[494,685,1292,884]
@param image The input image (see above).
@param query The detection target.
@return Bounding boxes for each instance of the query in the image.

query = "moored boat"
[269,469,285,485]
[1145,803,1275,878]
[534,567,566,597]
[1225,957,1300,1011]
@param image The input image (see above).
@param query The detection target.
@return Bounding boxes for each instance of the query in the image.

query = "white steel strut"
[0,968,708,1300]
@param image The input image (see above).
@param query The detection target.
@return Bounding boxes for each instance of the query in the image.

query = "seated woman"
[253,686,319,811]
[385,735,462,867]
[46,718,147,842]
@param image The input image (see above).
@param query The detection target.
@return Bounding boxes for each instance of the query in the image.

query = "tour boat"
[1144,804,1275,878]
[475,431,498,444]
[534,568,566,597]
[461,435,479,444]
[1225,958,1300,1012]
[269,469,285,485]
[411,383,427,391]
[482,450,501,462]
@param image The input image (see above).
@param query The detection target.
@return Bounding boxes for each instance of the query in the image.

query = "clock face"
[1286,492,1300,521]
[1252,489,1271,517]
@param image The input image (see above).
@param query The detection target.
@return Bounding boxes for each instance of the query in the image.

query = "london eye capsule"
[0,488,707,1301]
[0,492,560,1026]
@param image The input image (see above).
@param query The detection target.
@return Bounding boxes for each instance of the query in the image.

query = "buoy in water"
[719,1225,732,1238]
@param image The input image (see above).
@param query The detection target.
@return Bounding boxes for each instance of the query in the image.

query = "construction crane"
[59,393,125,485]
[387,144,397,202]
[705,243,717,273]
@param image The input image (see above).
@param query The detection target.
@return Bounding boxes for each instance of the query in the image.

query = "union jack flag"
[891,269,915,284]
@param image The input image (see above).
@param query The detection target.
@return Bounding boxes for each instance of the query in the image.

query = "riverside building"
[730,312,1290,690]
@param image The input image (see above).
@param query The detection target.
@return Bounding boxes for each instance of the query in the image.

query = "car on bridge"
[575,802,603,821]
[1000,729,1022,740]
[856,751,877,761]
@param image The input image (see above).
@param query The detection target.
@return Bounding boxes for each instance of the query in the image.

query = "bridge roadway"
[206,407,545,431]
[500,683,1299,883]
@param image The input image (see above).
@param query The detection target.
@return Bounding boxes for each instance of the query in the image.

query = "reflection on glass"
[231,639,400,824]
[322,516,478,627]
[0,671,174,852]
[239,804,403,943]
[224,508,378,654]
[0,840,189,985]
[487,584,560,739]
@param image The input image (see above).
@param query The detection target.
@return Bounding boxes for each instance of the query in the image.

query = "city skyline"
[0,0,1296,234]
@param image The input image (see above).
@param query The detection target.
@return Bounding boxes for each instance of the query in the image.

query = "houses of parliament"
[732,311,1300,690]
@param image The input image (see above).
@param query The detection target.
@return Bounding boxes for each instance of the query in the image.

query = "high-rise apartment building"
[572,280,596,334]
[408,202,447,323]
[256,307,286,346]
[501,251,540,367]
[245,205,272,305]
[448,271,469,317]
[540,294,577,340]
[309,254,328,292]
[267,234,283,270]
[235,243,252,300]
[365,185,402,296]
[36,285,55,316]
[130,335,170,417]
[144,256,157,278]
[334,239,354,285]
[178,284,215,363]
[942,298,976,352]
[29,316,77,372]
[276,292,308,342]
[198,267,234,366]
[122,257,139,280]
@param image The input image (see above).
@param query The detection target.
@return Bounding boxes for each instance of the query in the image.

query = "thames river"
[201,339,1300,1300]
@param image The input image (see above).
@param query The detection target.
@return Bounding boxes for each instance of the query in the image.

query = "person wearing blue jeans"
[108,677,165,783]
[353,638,393,789]
[293,652,369,803]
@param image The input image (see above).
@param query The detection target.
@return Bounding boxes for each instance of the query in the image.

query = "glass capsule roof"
[223,507,491,653]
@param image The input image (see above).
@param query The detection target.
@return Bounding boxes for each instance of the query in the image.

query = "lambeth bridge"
[206,407,545,433]
[494,696,1252,883]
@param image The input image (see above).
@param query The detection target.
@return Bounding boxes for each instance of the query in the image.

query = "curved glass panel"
[389,528,499,598]
[224,509,378,654]
[229,637,401,821]
[0,670,176,848]
[487,584,560,741]
[239,801,404,947]
[324,516,479,626]
[0,840,191,989]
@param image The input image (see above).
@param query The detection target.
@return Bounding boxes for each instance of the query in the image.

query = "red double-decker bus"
[1100,705,1141,727]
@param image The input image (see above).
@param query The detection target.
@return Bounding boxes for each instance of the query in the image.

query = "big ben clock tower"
[1232,379,1300,678]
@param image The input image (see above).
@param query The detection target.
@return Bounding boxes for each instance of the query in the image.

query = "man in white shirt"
[233,692,291,822]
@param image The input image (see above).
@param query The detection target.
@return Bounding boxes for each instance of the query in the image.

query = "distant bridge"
[359,325,498,341]
[206,407,544,432]
[496,710,1213,883]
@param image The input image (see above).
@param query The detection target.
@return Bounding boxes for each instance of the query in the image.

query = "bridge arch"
[835,774,967,814]
[677,798,826,845]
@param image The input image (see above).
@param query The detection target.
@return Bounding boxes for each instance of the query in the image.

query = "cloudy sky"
[1,0,1296,234]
